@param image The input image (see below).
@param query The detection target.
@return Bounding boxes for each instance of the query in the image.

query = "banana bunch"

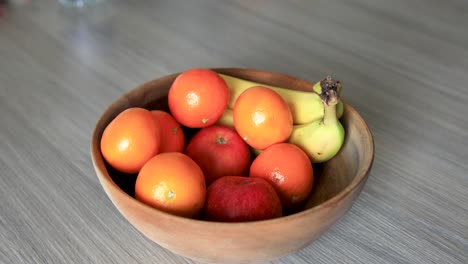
[219,74,344,125]
[288,77,344,163]
[217,74,345,163]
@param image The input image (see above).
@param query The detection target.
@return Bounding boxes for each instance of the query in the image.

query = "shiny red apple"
[202,176,283,222]
[185,125,251,186]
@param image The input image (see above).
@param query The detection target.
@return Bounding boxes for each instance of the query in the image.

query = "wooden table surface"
[1,0,467,263]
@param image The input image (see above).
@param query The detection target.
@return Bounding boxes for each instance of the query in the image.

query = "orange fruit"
[249,143,313,209]
[151,110,185,153]
[135,152,206,218]
[100,107,160,174]
[168,68,229,128]
[233,86,293,150]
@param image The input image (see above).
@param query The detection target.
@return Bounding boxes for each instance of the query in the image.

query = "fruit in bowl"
[90,68,374,263]
[249,143,314,210]
[203,176,283,222]
[185,125,251,186]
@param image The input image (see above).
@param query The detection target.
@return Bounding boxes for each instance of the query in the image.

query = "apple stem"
[217,137,227,145]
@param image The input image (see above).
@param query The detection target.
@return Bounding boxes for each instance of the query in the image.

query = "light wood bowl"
[90,68,374,264]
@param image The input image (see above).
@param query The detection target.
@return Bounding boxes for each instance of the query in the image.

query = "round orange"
[151,110,185,153]
[135,152,206,218]
[249,143,313,209]
[233,86,293,150]
[168,68,229,128]
[100,107,160,174]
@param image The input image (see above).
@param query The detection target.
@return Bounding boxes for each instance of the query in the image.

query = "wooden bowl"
[90,68,374,264]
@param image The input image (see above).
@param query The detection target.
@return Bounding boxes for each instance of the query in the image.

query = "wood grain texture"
[1,0,467,263]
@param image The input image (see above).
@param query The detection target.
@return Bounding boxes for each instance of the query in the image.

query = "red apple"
[185,125,251,186]
[202,176,283,222]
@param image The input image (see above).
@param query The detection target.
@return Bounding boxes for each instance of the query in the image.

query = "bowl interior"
[92,68,373,217]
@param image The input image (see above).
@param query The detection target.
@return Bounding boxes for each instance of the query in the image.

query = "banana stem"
[314,76,341,126]
[323,101,338,126]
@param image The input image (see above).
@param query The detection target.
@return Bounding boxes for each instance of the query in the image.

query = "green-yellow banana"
[288,76,345,163]
[216,108,235,128]
[216,100,343,128]
[217,76,345,163]
[219,74,343,125]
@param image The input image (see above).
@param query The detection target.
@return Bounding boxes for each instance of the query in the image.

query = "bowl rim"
[90,68,375,228]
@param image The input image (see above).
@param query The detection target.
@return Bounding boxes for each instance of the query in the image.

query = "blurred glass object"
[59,0,101,7]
